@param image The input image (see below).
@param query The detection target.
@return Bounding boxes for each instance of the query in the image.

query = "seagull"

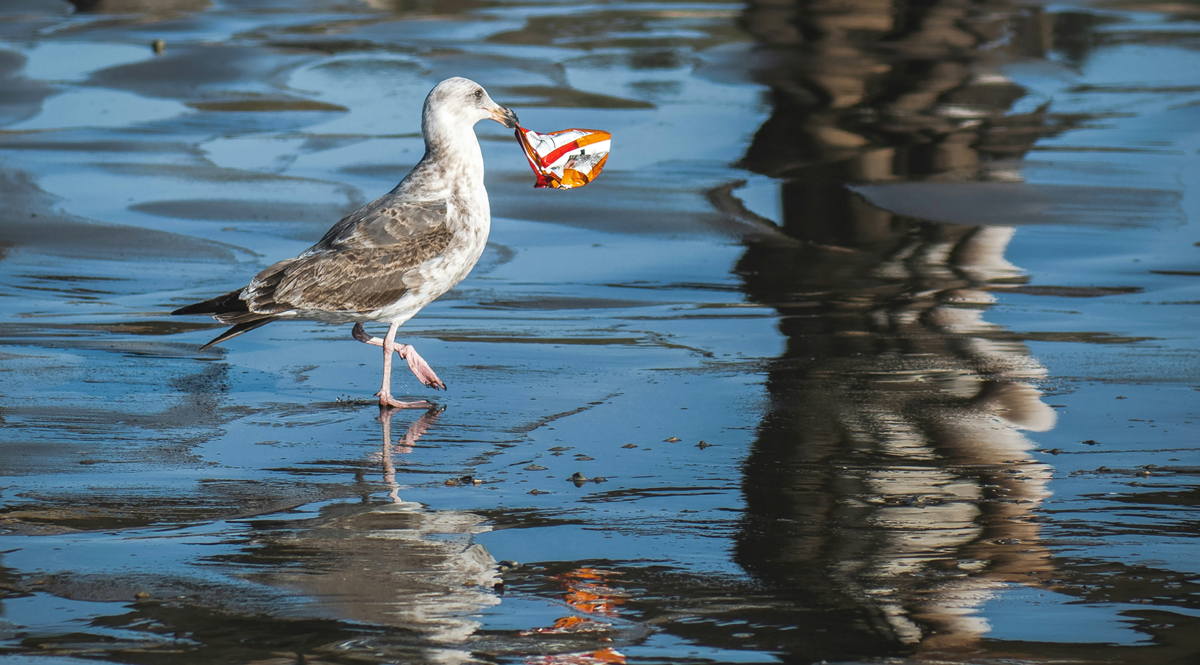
[172,77,518,408]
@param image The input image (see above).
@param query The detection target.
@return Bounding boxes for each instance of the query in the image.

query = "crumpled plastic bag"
[515,126,610,189]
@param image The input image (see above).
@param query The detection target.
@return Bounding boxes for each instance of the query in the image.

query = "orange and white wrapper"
[515,126,610,189]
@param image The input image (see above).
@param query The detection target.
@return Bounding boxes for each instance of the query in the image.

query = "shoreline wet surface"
[1,0,1198,663]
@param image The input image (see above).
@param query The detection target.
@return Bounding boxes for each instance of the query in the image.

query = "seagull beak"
[487,104,519,129]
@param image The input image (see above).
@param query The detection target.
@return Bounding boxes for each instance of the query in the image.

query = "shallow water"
[0,0,1197,663]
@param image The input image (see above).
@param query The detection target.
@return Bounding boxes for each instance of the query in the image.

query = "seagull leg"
[353,322,433,409]
[352,322,447,392]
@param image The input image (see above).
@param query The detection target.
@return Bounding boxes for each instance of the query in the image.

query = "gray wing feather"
[316,197,448,249]
[241,199,453,314]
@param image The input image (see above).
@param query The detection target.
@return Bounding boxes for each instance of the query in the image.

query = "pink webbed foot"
[397,345,446,391]
[376,392,434,410]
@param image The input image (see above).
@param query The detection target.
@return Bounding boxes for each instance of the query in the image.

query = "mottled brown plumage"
[246,215,454,315]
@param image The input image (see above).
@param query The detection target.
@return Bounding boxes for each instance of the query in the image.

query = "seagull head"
[423,77,519,133]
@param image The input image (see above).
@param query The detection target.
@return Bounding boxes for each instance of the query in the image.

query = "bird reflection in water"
[246,406,498,656]
[721,0,1067,658]
[377,405,444,504]
[378,411,631,663]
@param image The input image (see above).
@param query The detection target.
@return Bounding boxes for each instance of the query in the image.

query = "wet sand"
[1,0,1198,663]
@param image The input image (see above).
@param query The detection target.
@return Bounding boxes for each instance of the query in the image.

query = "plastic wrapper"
[515,126,610,189]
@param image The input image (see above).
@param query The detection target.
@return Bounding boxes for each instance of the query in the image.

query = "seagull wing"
[315,196,450,250]
[242,199,453,315]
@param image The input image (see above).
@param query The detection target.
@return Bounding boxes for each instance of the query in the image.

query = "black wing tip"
[197,318,277,350]
[172,303,206,316]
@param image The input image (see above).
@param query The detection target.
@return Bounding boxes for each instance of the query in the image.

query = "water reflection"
[729,0,1061,656]
[379,405,444,502]
[240,407,499,654]
[520,569,629,665]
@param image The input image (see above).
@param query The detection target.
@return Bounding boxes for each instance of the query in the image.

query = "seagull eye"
[474,89,483,102]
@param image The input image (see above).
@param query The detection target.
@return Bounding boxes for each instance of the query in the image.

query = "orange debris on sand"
[515,126,611,189]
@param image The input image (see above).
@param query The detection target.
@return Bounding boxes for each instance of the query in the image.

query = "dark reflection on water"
[66,0,212,14]
[693,0,1059,658]
[707,0,1197,661]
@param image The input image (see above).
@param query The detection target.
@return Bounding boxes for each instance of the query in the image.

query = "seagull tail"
[199,317,278,351]
[173,289,278,350]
